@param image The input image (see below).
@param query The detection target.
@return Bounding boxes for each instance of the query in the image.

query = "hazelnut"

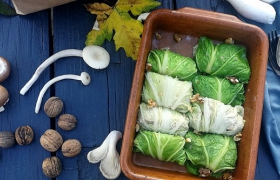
[0,131,15,148]
[40,129,63,152]
[42,156,62,178]
[61,139,82,157]
[15,125,34,145]
[44,97,63,117]
[58,114,77,131]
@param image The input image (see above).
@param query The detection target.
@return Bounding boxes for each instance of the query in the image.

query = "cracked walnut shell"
[40,129,63,152]
[15,125,34,145]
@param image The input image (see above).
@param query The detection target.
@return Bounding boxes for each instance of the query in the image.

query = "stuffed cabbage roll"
[195,36,251,82]
[137,103,189,136]
[142,72,193,113]
[134,130,187,165]
[147,49,197,81]
[188,96,245,136]
[192,75,245,106]
[184,131,237,177]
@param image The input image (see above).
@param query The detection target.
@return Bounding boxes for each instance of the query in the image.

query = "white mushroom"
[0,57,11,83]
[260,0,280,4]
[87,130,122,180]
[35,72,91,114]
[20,45,109,95]
[0,85,9,112]
[226,0,276,24]
[137,13,150,21]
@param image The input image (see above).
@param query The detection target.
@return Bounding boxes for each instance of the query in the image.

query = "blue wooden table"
[0,0,279,179]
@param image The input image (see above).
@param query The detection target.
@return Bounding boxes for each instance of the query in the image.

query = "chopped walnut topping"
[222,171,233,180]
[173,33,182,42]
[190,93,204,103]
[147,99,156,108]
[226,76,239,84]
[225,37,234,44]
[199,168,211,177]
[135,124,140,132]
[146,63,152,71]
[154,32,162,40]
[233,132,242,141]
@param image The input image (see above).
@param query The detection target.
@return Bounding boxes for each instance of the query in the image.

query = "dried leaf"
[84,3,113,16]
[85,0,161,60]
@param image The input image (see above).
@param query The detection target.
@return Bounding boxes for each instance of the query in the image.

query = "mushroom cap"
[82,45,110,69]
[0,85,9,106]
[0,57,11,82]
[80,72,91,85]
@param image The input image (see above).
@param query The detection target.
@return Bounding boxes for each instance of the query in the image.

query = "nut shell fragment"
[44,97,63,117]
[58,114,77,131]
[15,125,34,145]
[61,139,82,157]
[42,156,62,178]
[40,129,63,152]
[0,131,15,148]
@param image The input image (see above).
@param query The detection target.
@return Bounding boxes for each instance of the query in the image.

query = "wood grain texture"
[0,2,52,179]
[0,0,279,179]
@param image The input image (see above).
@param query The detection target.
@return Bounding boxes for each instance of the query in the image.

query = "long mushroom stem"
[35,72,90,114]
[20,49,83,95]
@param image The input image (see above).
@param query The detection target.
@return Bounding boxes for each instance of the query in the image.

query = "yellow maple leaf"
[111,9,143,60]
[85,0,161,60]
[116,0,161,16]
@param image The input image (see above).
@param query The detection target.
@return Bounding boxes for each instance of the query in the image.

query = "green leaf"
[195,36,251,82]
[0,1,17,16]
[192,75,245,106]
[184,131,237,175]
[134,130,187,165]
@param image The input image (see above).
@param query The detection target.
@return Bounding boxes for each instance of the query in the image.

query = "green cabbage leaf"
[195,36,251,83]
[192,75,245,106]
[142,72,193,113]
[137,103,189,136]
[187,97,245,136]
[134,130,186,165]
[184,131,237,176]
[147,49,197,81]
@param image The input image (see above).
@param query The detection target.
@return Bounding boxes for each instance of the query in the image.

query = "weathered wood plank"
[0,3,52,180]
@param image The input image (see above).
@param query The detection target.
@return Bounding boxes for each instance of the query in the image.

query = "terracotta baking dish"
[120,7,268,180]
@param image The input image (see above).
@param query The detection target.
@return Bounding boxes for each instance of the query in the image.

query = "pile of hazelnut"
[40,96,82,178]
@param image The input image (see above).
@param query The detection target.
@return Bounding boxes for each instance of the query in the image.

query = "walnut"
[15,125,34,145]
[173,33,182,42]
[44,97,63,117]
[58,114,77,131]
[42,156,62,178]
[0,131,15,148]
[40,129,63,152]
[61,139,82,157]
